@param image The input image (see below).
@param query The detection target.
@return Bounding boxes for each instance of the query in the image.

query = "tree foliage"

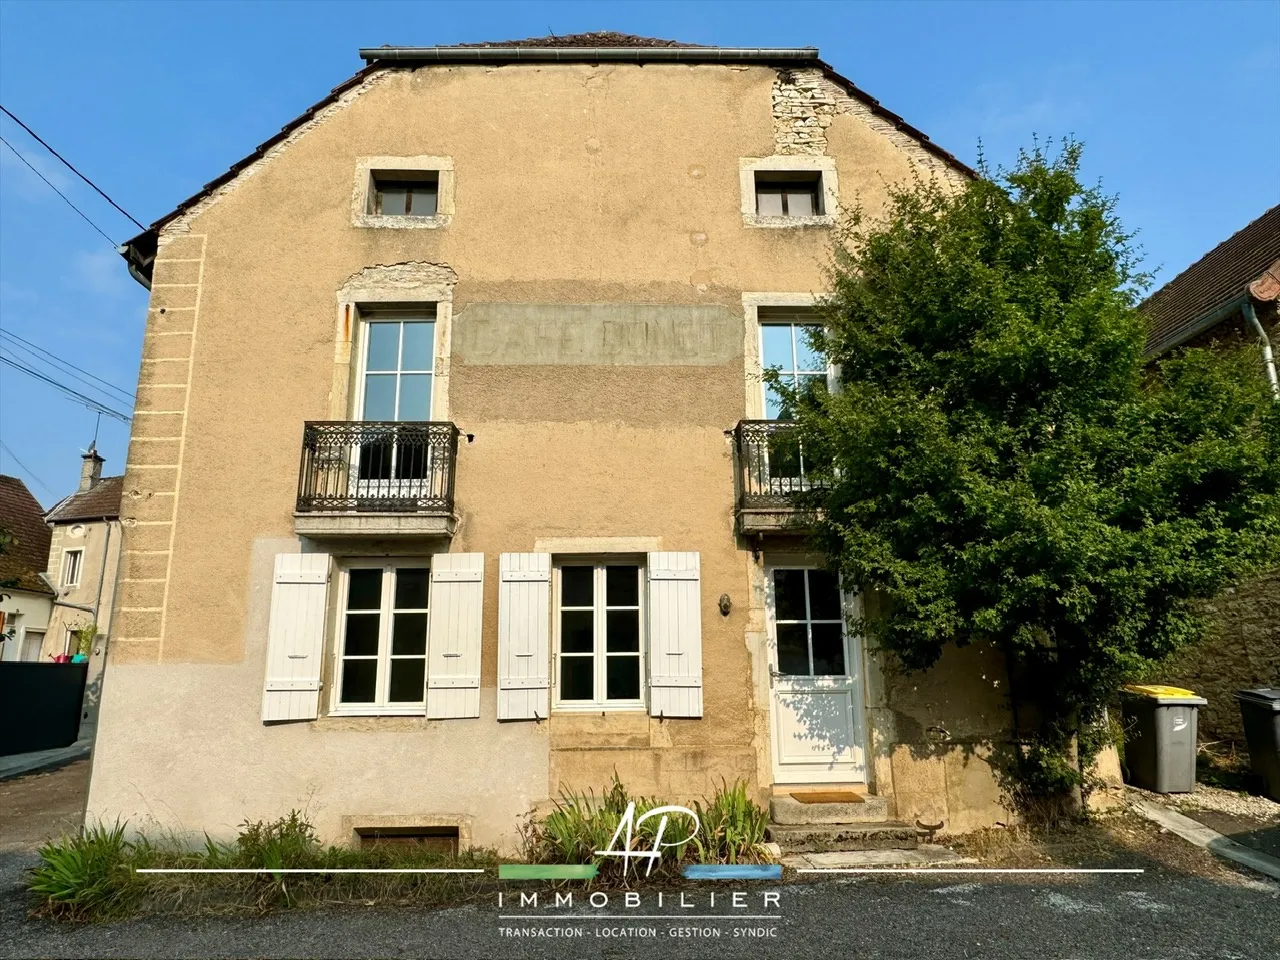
[783,141,1280,794]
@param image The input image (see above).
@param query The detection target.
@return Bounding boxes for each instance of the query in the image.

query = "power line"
[0,439,56,497]
[0,354,132,423]
[0,134,117,247]
[0,329,135,403]
[0,103,147,232]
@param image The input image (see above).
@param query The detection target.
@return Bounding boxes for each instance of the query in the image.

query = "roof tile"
[0,475,53,595]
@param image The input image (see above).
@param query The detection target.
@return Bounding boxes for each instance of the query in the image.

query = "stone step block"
[767,822,918,854]
[770,794,891,825]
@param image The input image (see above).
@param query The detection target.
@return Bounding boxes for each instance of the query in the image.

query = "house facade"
[90,36,1021,850]
[0,475,53,662]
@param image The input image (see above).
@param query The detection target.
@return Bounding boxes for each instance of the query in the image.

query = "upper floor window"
[371,171,439,217]
[358,311,436,422]
[555,561,645,710]
[61,549,83,588]
[755,172,823,218]
[760,313,827,419]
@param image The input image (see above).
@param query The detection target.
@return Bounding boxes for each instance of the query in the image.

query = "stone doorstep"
[770,794,891,825]
[767,822,918,854]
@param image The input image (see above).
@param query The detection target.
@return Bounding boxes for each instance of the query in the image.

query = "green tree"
[782,141,1280,803]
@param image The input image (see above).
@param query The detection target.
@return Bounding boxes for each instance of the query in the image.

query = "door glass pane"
[388,659,425,702]
[773,569,808,621]
[605,565,639,607]
[347,569,383,610]
[811,623,846,676]
[341,659,377,702]
[794,326,824,373]
[756,188,784,216]
[366,323,400,372]
[786,189,815,217]
[560,656,593,700]
[561,566,594,607]
[400,322,435,370]
[761,324,794,371]
[362,375,396,420]
[606,656,640,700]
[561,610,593,653]
[391,613,428,655]
[776,623,810,676]
[606,610,640,652]
[394,569,430,609]
[807,570,842,620]
[397,374,431,420]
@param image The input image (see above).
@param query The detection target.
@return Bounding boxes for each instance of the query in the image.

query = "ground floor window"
[554,561,644,709]
[335,562,430,712]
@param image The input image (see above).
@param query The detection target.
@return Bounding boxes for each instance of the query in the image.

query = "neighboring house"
[90,33,1037,851]
[1143,204,1280,741]
[0,475,53,662]
[42,446,124,738]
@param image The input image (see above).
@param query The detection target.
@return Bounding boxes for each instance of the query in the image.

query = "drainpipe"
[1242,300,1280,400]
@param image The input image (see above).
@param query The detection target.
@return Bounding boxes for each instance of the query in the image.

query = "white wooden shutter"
[262,552,330,722]
[646,551,703,718]
[497,553,551,721]
[426,552,484,719]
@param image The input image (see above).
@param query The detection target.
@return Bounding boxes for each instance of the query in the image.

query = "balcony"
[734,420,825,537]
[294,421,458,538]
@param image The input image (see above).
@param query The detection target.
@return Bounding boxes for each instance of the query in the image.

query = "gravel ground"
[1160,783,1280,822]
[0,760,90,853]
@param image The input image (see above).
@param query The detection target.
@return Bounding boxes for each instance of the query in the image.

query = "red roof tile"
[45,475,123,524]
[0,475,53,596]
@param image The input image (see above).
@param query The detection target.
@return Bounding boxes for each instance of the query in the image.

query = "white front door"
[767,566,866,784]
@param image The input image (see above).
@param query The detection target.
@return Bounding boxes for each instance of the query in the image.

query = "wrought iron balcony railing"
[296,421,458,514]
[734,419,827,532]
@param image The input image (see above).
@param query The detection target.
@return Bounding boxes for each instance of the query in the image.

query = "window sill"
[552,703,649,714]
[327,706,427,718]
[352,213,452,230]
[743,214,835,229]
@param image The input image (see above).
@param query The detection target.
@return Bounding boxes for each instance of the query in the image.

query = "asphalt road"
[2,850,1278,960]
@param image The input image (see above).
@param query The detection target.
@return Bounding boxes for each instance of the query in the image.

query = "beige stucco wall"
[89,60,990,847]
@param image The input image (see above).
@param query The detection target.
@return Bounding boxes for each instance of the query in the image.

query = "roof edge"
[360,45,819,64]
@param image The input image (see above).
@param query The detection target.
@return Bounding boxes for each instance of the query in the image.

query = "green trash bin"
[1121,685,1207,793]
[1235,689,1280,802]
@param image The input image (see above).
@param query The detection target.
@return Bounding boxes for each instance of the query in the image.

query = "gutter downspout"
[1242,300,1280,400]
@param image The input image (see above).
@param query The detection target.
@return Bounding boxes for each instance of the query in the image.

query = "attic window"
[755,171,823,217]
[371,171,439,217]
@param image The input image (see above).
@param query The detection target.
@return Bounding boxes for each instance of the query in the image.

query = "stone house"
[0,475,53,662]
[1144,204,1280,741]
[89,33,1038,852]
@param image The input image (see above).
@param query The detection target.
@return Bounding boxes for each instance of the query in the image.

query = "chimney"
[80,445,104,492]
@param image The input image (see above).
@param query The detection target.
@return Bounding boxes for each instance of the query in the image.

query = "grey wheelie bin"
[1121,685,1208,793]
[1235,688,1280,801]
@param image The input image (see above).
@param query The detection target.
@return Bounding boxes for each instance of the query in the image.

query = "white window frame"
[767,566,853,679]
[552,559,647,713]
[61,548,84,588]
[758,313,836,420]
[330,559,432,717]
[354,310,438,422]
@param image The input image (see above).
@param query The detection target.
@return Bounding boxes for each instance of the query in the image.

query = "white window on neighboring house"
[61,549,83,588]
[335,563,431,713]
[554,561,645,710]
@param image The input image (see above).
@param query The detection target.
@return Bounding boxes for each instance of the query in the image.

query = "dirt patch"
[0,759,89,851]
[950,810,1265,885]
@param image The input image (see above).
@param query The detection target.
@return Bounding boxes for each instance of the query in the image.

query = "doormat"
[791,791,864,804]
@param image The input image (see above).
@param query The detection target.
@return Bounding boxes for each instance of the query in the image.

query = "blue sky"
[1,0,1277,505]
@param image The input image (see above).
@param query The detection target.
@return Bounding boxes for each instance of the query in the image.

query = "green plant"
[29,821,136,920]
[781,139,1280,809]
[691,779,769,864]
[73,622,97,657]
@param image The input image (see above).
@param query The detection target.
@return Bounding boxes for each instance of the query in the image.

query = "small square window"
[755,172,823,218]
[371,172,439,217]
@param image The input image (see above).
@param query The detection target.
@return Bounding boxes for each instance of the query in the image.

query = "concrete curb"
[1130,798,1280,883]
[0,741,91,782]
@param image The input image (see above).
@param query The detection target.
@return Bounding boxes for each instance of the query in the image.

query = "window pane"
[561,566,593,607]
[377,186,408,216]
[756,188,784,217]
[341,658,377,703]
[391,612,428,655]
[606,656,640,700]
[811,623,846,676]
[761,324,794,371]
[394,568,430,609]
[561,610,594,653]
[605,565,639,607]
[344,613,380,657]
[786,189,815,217]
[796,373,825,404]
[776,623,810,676]
[362,374,397,421]
[410,184,439,216]
[773,569,808,621]
[794,326,824,373]
[807,570,842,620]
[388,658,426,702]
[400,322,435,370]
[358,438,393,480]
[347,569,383,610]
[396,375,431,420]
[366,323,400,372]
[764,382,786,421]
[560,656,593,700]
[606,610,639,652]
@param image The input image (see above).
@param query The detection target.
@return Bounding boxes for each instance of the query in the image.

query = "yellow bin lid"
[1123,684,1205,703]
